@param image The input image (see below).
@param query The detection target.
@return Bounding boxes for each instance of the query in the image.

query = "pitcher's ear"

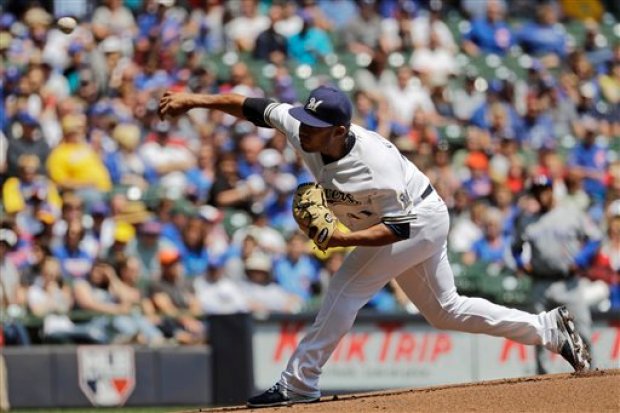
[334,125,348,138]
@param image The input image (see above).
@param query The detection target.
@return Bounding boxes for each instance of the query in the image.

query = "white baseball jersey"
[264,102,431,231]
[254,100,569,399]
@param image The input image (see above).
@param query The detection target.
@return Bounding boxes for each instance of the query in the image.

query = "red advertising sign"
[253,321,620,391]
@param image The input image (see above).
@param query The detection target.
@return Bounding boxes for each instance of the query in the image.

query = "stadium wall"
[2,312,619,408]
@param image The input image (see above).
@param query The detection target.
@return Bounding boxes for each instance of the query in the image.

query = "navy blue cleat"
[247,383,319,408]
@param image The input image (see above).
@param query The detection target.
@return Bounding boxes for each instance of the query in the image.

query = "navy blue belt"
[421,184,433,200]
[412,184,434,207]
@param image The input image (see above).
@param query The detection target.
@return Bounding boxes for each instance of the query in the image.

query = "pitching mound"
[184,369,620,413]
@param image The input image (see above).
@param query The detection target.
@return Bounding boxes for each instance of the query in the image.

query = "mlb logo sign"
[78,346,136,406]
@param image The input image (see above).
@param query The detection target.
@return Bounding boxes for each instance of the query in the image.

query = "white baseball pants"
[279,192,559,397]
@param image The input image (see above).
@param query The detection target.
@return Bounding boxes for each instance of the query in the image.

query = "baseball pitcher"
[159,85,591,408]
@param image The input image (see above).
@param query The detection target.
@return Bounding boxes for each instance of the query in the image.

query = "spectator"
[224,0,269,52]
[135,0,182,66]
[2,154,61,216]
[273,232,321,301]
[187,0,225,54]
[253,4,288,64]
[462,208,509,266]
[410,0,456,53]
[160,199,193,251]
[105,123,156,189]
[543,79,579,139]
[353,49,398,99]
[51,192,85,245]
[46,114,112,200]
[140,120,195,193]
[92,202,115,248]
[318,0,358,31]
[237,134,265,179]
[193,259,249,315]
[351,90,390,137]
[26,257,106,344]
[240,252,301,314]
[589,201,620,308]
[6,112,50,177]
[451,70,487,122]
[462,151,493,200]
[426,146,461,207]
[185,143,216,204]
[344,0,385,56]
[231,212,287,256]
[512,176,602,373]
[519,94,555,149]
[0,228,30,345]
[558,169,590,212]
[407,109,439,154]
[598,60,619,105]
[179,216,210,278]
[567,117,608,204]
[489,183,518,239]
[52,218,94,281]
[150,249,205,344]
[516,3,567,67]
[114,256,165,345]
[91,0,137,42]
[287,12,333,65]
[449,199,487,255]
[103,221,136,265]
[73,260,141,344]
[410,30,458,87]
[127,220,165,281]
[383,66,435,131]
[264,173,299,235]
[462,0,513,56]
[209,151,263,213]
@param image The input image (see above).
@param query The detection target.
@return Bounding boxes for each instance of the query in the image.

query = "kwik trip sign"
[253,321,620,390]
[77,346,136,406]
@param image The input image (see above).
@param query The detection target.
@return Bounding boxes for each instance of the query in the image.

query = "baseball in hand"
[57,16,77,34]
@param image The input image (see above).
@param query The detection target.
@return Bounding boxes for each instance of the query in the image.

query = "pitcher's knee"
[426,312,456,330]
[425,297,465,330]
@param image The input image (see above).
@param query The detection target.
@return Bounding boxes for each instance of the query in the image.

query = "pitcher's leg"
[396,247,558,350]
[278,246,387,397]
[279,231,445,396]
[278,201,450,397]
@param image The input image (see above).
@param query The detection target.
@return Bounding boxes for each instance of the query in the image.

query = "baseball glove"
[293,183,337,251]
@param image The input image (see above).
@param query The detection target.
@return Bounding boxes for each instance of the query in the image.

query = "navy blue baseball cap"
[529,175,553,192]
[289,85,352,128]
[16,112,39,127]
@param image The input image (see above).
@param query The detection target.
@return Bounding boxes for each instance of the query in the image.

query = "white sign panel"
[254,321,472,390]
[253,321,620,391]
[77,345,136,406]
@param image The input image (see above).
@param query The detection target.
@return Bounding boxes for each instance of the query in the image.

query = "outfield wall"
[2,312,619,408]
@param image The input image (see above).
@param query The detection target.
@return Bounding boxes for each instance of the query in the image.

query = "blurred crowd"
[0,0,619,346]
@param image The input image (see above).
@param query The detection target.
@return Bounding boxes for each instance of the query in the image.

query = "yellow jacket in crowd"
[46,142,112,192]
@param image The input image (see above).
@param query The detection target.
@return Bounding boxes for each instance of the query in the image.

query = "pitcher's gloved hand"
[292,183,338,251]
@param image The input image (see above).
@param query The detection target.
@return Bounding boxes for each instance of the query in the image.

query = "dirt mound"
[188,369,620,413]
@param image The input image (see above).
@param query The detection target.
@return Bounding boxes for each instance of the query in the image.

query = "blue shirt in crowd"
[568,142,608,202]
[273,256,321,300]
[471,236,509,264]
[463,18,513,55]
[53,245,93,280]
[288,28,333,65]
[517,22,566,57]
